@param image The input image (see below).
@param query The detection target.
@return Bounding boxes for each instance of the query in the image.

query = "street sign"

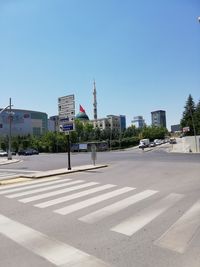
[62,122,75,132]
[58,94,75,132]
[58,94,75,122]
[60,118,70,122]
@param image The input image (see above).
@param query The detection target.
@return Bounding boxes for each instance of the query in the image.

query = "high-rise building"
[151,110,166,128]
[119,115,126,131]
[132,116,145,128]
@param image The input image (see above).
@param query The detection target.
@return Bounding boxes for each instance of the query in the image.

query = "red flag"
[80,105,85,113]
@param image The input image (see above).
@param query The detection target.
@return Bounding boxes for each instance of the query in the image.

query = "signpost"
[91,144,97,166]
[58,94,75,170]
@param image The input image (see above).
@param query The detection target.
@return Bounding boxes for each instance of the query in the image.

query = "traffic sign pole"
[66,132,71,170]
[58,94,75,170]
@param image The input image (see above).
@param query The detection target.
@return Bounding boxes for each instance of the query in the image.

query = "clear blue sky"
[0,0,200,129]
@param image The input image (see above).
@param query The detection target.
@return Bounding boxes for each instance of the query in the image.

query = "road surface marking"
[20,182,99,203]
[6,180,84,198]
[79,190,158,224]
[0,214,111,267]
[155,199,200,253]
[111,193,183,236]
[35,184,117,208]
[0,177,72,193]
[55,187,135,215]
[0,168,40,173]
[0,172,19,178]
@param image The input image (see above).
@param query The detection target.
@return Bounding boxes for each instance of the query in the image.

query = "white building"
[132,116,145,128]
[90,115,125,131]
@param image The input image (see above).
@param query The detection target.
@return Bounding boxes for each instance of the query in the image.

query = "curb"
[0,164,108,186]
[20,164,108,179]
[0,159,21,166]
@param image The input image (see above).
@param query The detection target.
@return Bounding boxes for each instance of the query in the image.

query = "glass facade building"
[151,110,166,128]
[0,109,48,136]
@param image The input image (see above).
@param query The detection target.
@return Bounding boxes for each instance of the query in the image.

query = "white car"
[0,149,8,157]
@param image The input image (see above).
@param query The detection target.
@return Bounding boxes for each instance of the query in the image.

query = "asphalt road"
[0,146,200,266]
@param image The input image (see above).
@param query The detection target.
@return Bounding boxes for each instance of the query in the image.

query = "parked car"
[30,148,39,155]
[0,149,8,157]
[18,148,39,156]
[154,139,162,146]
[139,142,146,149]
[150,142,156,147]
[169,138,176,144]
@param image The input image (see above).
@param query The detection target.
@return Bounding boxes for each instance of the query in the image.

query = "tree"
[123,125,140,138]
[141,126,167,140]
[195,99,200,135]
[180,94,196,136]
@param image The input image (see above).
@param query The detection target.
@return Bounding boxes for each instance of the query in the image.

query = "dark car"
[30,148,39,155]
[18,148,39,156]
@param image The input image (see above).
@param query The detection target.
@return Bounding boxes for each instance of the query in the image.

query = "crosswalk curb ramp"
[0,164,108,186]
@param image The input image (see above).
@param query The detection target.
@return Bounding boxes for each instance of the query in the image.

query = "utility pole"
[8,98,12,160]
[189,106,198,153]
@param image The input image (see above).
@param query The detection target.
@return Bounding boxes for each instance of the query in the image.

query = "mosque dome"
[76,105,89,121]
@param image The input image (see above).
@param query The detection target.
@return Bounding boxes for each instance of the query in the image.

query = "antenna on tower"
[93,80,97,120]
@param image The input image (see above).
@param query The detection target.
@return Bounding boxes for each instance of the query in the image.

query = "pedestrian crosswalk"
[0,175,200,255]
[111,193,183,236]
[0,171,19,179]
[0,214,111,267]
[0,169,39,180]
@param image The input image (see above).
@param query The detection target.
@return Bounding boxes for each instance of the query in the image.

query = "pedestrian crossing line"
[55,187,135,215]
[35,184,117,208]
[0,168,40,173]
[0,214,111,267]
[0,177,72,194]
[111,193,184,236]
[0,173,18,178]
[155,199,200,253]
[79,189,158,224]
[20,182,100,203]
[6,180,84,199]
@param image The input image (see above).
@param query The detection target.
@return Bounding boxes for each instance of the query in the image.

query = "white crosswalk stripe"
[0,214,111,267]
[20,182,100,203]
[79,189,158,224]
[54,187,135,215]
[35,184,117,208]
[111,193,184,236]
[0,176,72,194]
[0,175,69,190]
[6,180,84,198]
[155,199,200,253]
[0,172,19,179]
